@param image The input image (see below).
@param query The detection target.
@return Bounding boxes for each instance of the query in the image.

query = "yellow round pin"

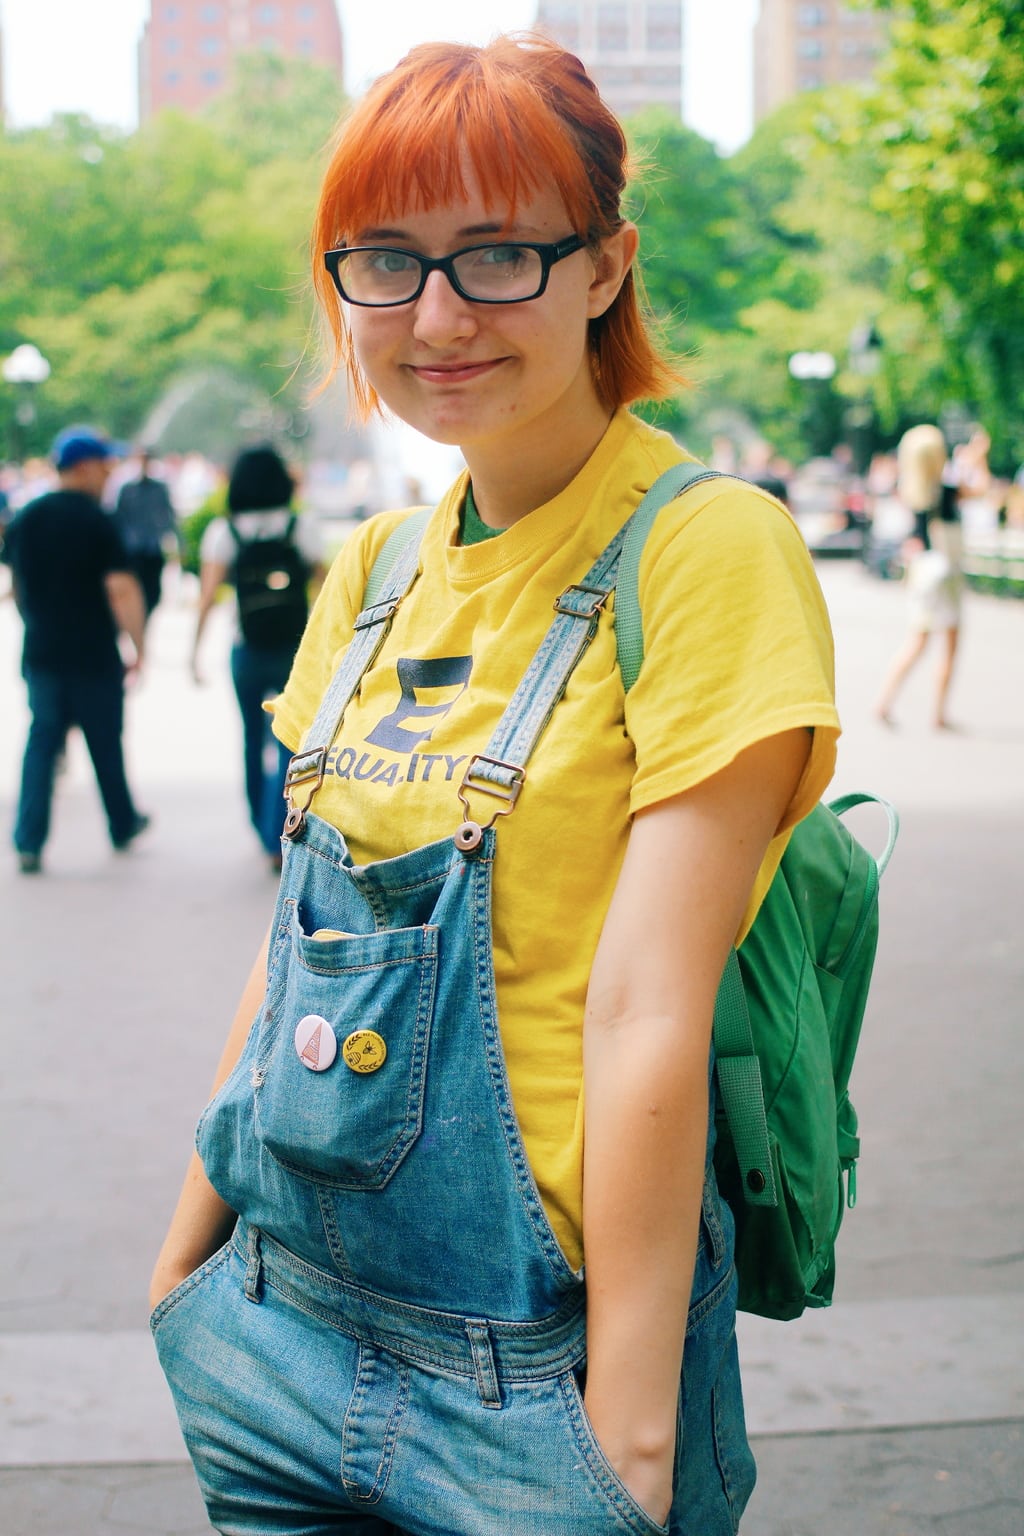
[342,1029,387,1074]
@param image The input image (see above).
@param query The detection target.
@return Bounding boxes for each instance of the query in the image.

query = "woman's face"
[345,173,629,461]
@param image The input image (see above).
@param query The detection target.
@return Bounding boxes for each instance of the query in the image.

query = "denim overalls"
[152,516,756,1535]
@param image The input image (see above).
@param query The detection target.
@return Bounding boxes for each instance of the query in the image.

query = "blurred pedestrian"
[111,448,179,623]
[191,443,325,868]
[4,425,150,873]
[876,423,963,729]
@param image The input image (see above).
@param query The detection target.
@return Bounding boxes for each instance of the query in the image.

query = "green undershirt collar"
[460,481,506,545]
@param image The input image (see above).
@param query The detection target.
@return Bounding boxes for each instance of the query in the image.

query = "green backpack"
[364,464,898,1322]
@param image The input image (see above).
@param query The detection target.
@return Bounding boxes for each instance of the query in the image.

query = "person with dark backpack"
[191,444,325,867]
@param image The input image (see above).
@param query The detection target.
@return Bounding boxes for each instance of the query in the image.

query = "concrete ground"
[1,548,1022,1534]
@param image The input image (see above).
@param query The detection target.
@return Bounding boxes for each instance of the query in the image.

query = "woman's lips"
[408,359,505,384]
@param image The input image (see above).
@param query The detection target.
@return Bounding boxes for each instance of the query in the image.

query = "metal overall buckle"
[282,747,327,839]
[454,755,526,853]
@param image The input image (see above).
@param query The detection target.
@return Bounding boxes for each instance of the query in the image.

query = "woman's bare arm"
[149,928,271,1309]
[191,557,229,685]
[582,728,810,1523]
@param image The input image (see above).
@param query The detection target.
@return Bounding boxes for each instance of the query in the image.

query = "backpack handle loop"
[828,791,900,877]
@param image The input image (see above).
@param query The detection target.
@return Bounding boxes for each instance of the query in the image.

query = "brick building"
[534,1,684,121]
[138,0,344,123]
[753,0,887,123]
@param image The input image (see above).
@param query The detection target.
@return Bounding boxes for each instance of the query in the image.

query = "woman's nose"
[411,270,478,344]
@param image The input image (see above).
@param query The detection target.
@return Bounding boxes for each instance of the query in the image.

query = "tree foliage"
[0,54,345,461]
[1,24,1020,473]
[851,0,1024,459]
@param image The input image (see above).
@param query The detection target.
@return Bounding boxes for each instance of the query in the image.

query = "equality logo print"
[365,655,473,753]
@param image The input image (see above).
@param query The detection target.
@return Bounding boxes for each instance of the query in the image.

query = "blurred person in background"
[111,447,180,625]
[876,423,963,730]
[191,443,325,869]
[3,426,150,873]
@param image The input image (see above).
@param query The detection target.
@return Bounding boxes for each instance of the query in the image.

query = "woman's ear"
[586,221,640,320]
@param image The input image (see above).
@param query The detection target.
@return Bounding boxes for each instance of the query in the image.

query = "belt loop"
[243,1225,264,1304]
[465,1319,502,1409]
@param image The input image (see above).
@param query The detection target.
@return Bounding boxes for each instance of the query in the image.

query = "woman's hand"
[584,1386,675,1527]
[149,1257,196,1313]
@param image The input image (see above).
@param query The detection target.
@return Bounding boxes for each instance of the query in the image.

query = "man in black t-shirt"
[4,426,150,873]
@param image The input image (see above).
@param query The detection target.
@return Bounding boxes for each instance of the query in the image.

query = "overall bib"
[152,517,755,1536]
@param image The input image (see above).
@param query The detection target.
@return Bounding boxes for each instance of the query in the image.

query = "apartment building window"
[164,70,182,85]
[798,4,827,23]
[647,3,682,51]
[256,5,281,22]
[201,70,223,86]
[163,35,182,53]
[598,3,629,52]
[200,36,222,55]
[200,4,222,20]
[799,72,823,89]
[297,3,316,17]
[797,38,825,58]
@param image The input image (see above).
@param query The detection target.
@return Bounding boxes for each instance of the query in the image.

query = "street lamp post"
[846,322,883,477]
[788,350,837,459]
[2,343,52,462]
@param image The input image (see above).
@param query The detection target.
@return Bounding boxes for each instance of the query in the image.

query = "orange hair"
[310,33,684,417]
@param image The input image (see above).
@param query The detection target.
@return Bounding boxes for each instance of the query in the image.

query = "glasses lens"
[452,245,544,302]
[337,249,422,304]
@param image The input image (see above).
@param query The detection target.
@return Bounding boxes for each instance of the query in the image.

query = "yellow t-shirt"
[270,410,840,1269]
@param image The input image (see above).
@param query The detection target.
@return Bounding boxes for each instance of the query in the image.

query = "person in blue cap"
[3,424,151,872]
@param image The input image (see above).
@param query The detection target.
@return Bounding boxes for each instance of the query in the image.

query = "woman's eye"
[478,245,528,271]
[370,250,417,274]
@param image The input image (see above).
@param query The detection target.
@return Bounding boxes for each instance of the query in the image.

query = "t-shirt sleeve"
[268,510,412,752]
[199,517,234,566]
[625,480,840,832]
[296,517,326,566]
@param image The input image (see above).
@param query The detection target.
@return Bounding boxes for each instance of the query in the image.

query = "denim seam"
[148,1242,231,1331]
[558,1370,670,1536]
[469,850,578,1291]
[291,945,437,979]
[257,1272,583,1382]
[685,1265,736,1337]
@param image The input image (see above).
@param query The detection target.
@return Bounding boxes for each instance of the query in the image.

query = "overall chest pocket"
[253,906,439,1190]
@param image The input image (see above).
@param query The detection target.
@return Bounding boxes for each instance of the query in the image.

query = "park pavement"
[1,546,1022,1535]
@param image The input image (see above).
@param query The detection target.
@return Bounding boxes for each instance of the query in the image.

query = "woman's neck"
[463,403,615,530]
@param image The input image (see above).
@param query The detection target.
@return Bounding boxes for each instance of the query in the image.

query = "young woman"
[151,36,840,1535]
[875,423,963,729]
[192,444,326,867]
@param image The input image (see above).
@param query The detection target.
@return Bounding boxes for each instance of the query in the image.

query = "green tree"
[0,57,346,459]
[855,0,1024,461]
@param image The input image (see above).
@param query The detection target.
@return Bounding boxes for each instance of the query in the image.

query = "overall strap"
[454,462,720,844]
[282,511,430,837]
[453,525,629,845]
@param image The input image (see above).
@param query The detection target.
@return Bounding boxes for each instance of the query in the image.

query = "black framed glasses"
[323,235,586,307]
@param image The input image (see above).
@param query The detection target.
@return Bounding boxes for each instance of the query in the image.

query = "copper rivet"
[454,821,483,852]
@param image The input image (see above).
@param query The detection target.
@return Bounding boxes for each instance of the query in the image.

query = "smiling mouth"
[408,359,505,384]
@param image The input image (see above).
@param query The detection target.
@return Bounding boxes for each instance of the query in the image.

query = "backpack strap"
[363,507,432,608]
[615,463,725,690]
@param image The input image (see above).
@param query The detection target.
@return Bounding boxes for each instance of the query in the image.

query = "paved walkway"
[1,554,1022,1533]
